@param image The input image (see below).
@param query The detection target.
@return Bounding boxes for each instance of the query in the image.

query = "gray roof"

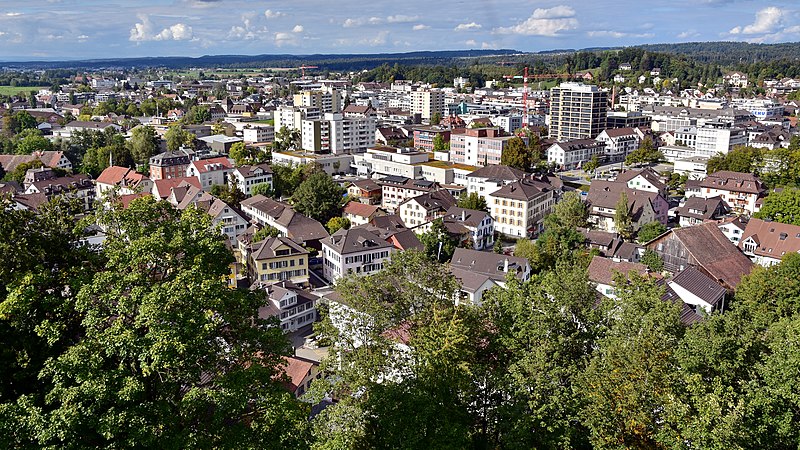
[442,206,490,228]
[400,189,456,212]
[466,164,525,181]
[490,176,557,201]
[676,196,728,220]
[323,227,393,255]
[249,236,308,260]
[450,248,528,282]
[669,266,726,307]
[240,195,329,243]
[615,167,667,192]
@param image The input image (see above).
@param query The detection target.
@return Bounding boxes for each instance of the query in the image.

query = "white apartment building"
[242,125,275,143]
[546,140,606,170]
[275,105,320,132]
[185,157,235,191]
[352,146,427,179]
[411,89,446,120]
[595,128,640,163]
[301,112,376,154]
[322,227,394,282]
[397,189,456,228]
[450,127,516,167]
[293,89,342,113]
[694,124,748,157]
[379,176,439,212]
[231,164,273,196]
[730,98,783,120]
[466,165,526,200]
[549,82,608,141]
[260,281,318,332]
[673,156,709,180]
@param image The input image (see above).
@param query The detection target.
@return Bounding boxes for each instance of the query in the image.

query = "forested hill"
[636,41,800,65]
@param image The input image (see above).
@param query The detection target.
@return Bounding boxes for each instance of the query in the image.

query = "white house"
[186,157,235,191]
[739,218,800,267]
[321,227,394,282]
[465,164,525,200]
[546,139,606,170]
[487,175,562,238]
[440,206,494,250]
[595,128,640,163]
[258,281,318,332]
[231,163,273,196]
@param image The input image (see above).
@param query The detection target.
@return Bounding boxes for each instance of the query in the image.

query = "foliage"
[754,188,800,225]
[432,133,448,152]
[127,125,159,164]
[637,221,667,243]
[251,182,274,197]
[500,137,532,171]
[419,218,458,262]
[81,133,133,178]
[583,154,600,174]
[641,249,665,272]
[625,137,662,167]
[2,110,38,136]
[253,224,281,242]
[274,126,301,152]
[4,159,44,183]
[292,171,346,224]
[15,129,52,155]
[229,141,268,166]
[209,181,245,208]
[456,191,487,212]
[707,145,762,174]
[271,163,307,199]
[326,217,351,234]
[164,124,194,152]
[544,191,588,229]
[429,111,442,125]
[614,191,633,240]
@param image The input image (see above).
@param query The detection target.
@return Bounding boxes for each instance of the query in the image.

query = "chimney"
[461,210,466,221]
[503,258,509,272]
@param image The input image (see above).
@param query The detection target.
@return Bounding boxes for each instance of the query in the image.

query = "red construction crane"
[503,66,529,130]
[298,65,318,78]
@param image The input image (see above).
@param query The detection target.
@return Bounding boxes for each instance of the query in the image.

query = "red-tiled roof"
[191,157,233,174]
[96,166,148,186]
[343,201,381,218]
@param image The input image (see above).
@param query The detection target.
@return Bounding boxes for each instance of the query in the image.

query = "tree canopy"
[292,171,346,224]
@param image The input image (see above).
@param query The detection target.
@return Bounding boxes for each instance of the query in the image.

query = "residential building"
[675,196,729,227]
[411,89,446,120]
[96,166,153,198]
[692,170,766,215]
[441,206,495,250]
[449,248,531,305]
[149,150,191,180]
[413,126,452,152]
[723,71,749,88]
[175,191,248,241]
[352,146,427,179]
[321,227,394,282]
[615,168,668,196]
[242,125,275,144]
[346,178,382,205]
[739,218,800,267]
[186,157,235,191]
[595,128,640,162]
[240,195,329,247]
[549,82,608,141]
[245,237,310,286]
[397,189,457,228]
[717,216,748,245]
[449,127,517,166]
[646,222,753,290]
[231,164,273,196]
[343,201,386,227]
[694,123,747,157]
[276,105,320,132]
[546,139,606,170]
[278,356,321,397]
[378,176,440,212]
[487,174,562,238]
[586,180,662,233]
[23,169,95,211]
[301,112,376,154]
[270,151,353,176]
[151,177,201,200]
[466,164,525,199]
[293,89,342,114]
[588,256,655,300]
[0,150,73,173]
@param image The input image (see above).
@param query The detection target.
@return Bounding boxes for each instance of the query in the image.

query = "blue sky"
[1,1,800,60]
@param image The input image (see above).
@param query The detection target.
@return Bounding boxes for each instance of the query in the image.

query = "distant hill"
[634,41,800,65]
[0,49,521,71]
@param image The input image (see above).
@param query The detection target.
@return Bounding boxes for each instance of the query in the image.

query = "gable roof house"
[440,206,495,250]
[465,164,525,199]
[397,189,457,228]
[321,227,394,282]
[739,218,800,267]
[586,180,660,233]
[694,170,766,216]
[258,281,317,333]
[646,221,754,290]
[96,166,153,199]
[245,237,311,287]
[186,157,235,191]
[675,196,730,227]
[488,175,562,238]
[588,256,656,300]
[343,201,386,227]
[176,192,249,241]
[240,195,329,248]
[595,127,641,162]
[0,150,73,173]
[231,163,273,197]
[23,169,95,211]
[449,248,531,305]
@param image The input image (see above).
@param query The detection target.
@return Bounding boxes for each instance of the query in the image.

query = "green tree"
[127,125,159,164]
[15,129,52,155]
[326,216,351,234]
[27,90,37,109]
[4,159,44,183]
[252,224,281,242]
[292,171,346,224]
[626,137,662,167]
[500,137,531,171]
[251,182,274,197]
[271,164,306,198]
[164,125,192,152]
[640,249,665,272]
[432,133,449,152]
[614,191,633,240]
[583,154,600,174]
[274,126,301,152]
[457,191,488,212]
[210,182,245,208]
[707,146,763,175]
[754,188,800,225]
[430,111,442,125]
[419,218,458,262]
[31,197,310,448]
[544,191,588,229]
[637,221,667,243]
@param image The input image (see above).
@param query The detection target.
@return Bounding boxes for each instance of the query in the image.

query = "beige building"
[411,89,446,120]
[488,175,562,238]
[243,236,310,286]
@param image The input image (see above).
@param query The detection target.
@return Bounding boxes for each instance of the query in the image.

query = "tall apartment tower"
[293,89,342,113]
[411,89,446,120]
[549,82,608,141]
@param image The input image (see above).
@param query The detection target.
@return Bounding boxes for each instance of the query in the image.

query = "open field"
[0,85,48,96]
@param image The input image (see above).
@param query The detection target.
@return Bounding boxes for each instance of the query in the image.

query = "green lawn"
[0,85,48,96]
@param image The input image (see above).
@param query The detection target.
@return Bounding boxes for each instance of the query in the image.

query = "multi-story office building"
[549,82,608,141]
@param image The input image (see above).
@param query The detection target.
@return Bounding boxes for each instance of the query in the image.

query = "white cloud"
[494,5,578,36]
[343,18,364,28]
[386,15,418,23]
[5,12,22,17]
[730,6,786,34]
[412,24,430,31]
[227,12,269,40]
[455,22,482,31]
[481,41,498,49]
[264,9,285,19]
[677,30,700,39]
[292,25,304,33]
[130,14,193,41]
[465,39,477,46]
[587,30,655,38]
[274,31,297,46]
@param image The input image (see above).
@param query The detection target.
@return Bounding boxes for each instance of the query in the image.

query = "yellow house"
[246,236,310,287]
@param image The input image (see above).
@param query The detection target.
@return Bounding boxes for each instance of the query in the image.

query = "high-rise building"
[411,89,446,120]
[549,82,608,141]
[301,113,376,154]
[293,89,342,113]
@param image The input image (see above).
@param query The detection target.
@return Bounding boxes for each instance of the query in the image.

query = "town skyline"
[2,1,800,60]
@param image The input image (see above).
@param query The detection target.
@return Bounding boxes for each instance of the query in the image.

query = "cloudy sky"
[1,1,800,60]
